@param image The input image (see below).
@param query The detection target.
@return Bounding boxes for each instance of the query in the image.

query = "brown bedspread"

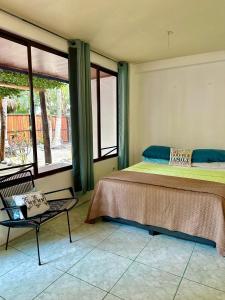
[86,171,225,255]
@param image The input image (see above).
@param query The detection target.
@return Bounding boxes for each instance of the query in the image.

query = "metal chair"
[0,167,78,265]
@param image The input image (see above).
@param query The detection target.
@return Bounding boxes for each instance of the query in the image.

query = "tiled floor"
[1,202,225,300]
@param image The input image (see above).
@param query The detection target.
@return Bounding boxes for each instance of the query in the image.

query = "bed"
[86,162,225,256]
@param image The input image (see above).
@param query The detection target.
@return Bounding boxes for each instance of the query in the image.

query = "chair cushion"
[4,198,24,220]
[12,191,50,218]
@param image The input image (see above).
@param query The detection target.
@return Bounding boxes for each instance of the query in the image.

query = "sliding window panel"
[100,71,117,156]
[0,37,34,172]
[91,67,99,159]
[31,47,72,173]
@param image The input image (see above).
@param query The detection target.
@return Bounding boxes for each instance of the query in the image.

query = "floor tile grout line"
[93,245,135,261]
[59,246,96,274]
[9,244,36,260]
[102,292,109,300]
[132,236,153,261]
[50,248,95,274]
[184,277,225,294]
[68,258,134,298]
[102,292,125,300]
[63,244,134,297]
[172,242,196,300]
[69,221,121,246]
[132,259,182,278]
[27,231,100,297]
[64,244,115,274]
[67,238,185,280]
[108,260,135,295]
[95,226,152,261]
[64,226,123,273]
[107,292,126,300]
[65,271,109,294]
[0,261,26,279]
[79,225,123,252]
[0,246,36,279]
[32,271,66,300]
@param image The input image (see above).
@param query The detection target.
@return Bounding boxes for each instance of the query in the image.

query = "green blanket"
[125,162,225,184]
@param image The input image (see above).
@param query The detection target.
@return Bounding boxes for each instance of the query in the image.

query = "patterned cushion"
[12,192,50,218]
[169,148,193,167]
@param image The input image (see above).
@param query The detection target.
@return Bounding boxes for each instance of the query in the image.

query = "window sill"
[94,154,118,163]
[36,163,72,178]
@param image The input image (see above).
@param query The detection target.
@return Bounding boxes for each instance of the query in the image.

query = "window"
[91,64,118,161]
[0,30,72,177]
[31,47,71,173]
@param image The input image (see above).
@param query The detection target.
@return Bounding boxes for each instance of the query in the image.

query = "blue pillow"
[142,145,170,160]
[192,149,225,163]
[143,157,169,164]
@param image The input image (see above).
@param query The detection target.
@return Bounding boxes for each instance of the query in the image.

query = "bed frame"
[103,216,216,247]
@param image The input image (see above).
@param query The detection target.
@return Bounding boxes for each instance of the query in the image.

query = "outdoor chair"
[0,167,78,265]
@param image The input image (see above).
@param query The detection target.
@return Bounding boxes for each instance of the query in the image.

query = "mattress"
[125,162,225,184]
[86,162,225,255]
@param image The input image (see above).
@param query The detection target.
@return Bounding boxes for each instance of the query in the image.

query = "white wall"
[131,51,225,162]
[0,11,118,245]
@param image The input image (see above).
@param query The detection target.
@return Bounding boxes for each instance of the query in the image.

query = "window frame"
[0,29,72,178]
[91,63,118,163]
[0,30,118,178]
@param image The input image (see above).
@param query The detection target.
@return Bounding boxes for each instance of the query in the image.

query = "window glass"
[91,66,117,160]
[100,71,117,156]
[31,47,71,172]
[0,37,33,171]
[91,68,98,159]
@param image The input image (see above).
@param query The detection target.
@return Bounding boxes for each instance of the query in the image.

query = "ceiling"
[0,0,225,63]
[0,36,69,80]
[0,36,109,80]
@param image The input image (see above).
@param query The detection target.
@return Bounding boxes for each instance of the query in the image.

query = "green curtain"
[118,62,129,170]
[68,39,94,192]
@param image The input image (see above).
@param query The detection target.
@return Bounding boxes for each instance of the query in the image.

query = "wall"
[0,11,118,245]
[132,51,225,162]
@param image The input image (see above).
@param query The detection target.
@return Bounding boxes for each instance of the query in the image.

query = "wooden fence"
[7,114,70,144]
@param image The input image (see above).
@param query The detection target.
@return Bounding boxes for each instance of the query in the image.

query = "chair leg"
[66,211,72,243]
[5,227,11,250]
[35,226,41,266]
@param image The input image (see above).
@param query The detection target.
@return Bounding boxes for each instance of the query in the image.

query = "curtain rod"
[0,8,118,63]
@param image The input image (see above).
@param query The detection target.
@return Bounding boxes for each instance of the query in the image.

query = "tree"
[51,89,62,148]
[0,69,65,164]
[39,90,52,164]
[0,87,21,161]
